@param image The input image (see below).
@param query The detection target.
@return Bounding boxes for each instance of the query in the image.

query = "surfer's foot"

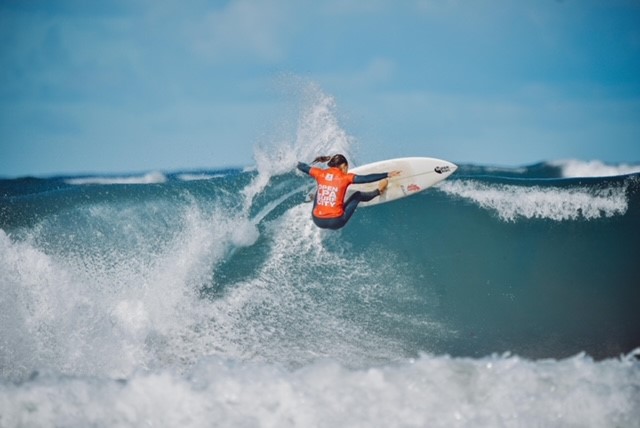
[378,179,389,194]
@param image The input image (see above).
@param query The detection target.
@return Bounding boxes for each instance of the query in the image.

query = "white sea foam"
[0,196,261,381]
[65,171,167,185]
[552,159,640,178]
[1,352,637,428]
[438,179,628,222]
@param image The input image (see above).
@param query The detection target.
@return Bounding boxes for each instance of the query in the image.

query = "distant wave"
[176,173,224,181]
[552,159,640,178]
[455,160,639,180]
[65,171,167,185]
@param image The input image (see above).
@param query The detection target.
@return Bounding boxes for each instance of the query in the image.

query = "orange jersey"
[310,167,356,218]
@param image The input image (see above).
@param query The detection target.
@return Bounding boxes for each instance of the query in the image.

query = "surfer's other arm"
[353,172,389,183]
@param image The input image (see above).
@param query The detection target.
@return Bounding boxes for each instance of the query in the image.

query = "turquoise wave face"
[0,166,639,383]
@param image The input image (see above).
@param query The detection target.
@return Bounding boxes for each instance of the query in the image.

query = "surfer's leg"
[343,178,387,209]
[342,189,381,222]
[344,189,380,206]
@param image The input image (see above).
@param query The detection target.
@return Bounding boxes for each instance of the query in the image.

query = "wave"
[2,167,638,381]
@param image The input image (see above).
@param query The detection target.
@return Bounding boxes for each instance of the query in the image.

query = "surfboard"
[346,157,457,207]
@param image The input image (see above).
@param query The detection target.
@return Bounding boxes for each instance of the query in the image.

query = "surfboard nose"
[434,161,457,176]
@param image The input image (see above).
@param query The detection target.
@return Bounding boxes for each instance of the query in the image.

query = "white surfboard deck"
[346,157,457,207]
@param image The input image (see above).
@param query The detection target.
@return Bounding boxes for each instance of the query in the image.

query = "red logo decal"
[407,183,421,192]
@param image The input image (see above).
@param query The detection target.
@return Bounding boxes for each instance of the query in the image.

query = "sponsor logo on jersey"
[317,184,339,207]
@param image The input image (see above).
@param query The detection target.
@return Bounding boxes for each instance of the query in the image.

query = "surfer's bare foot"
[378,179,389,194]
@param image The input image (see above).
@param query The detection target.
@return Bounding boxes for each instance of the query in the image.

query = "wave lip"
[439,178,629,222]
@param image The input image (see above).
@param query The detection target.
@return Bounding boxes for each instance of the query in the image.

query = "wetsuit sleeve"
[352,172,388,184]
[297,162,312,175]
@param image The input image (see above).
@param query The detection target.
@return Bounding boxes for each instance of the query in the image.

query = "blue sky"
[1,0,639,177]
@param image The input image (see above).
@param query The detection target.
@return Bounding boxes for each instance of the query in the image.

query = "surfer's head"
[328,154,348,168]
[313,154,348,168]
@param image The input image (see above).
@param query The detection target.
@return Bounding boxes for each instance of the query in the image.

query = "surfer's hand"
[388,170,401,178]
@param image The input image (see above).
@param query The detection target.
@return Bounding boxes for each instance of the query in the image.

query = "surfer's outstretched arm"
[297,162,312,175]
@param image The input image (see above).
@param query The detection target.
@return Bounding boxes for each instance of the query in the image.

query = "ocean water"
[1,92,640,426]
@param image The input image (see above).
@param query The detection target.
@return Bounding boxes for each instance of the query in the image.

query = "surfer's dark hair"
[312,154,348,168]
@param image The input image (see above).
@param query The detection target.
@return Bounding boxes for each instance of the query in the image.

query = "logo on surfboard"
[434,166,451,174]
[400,183,421,195]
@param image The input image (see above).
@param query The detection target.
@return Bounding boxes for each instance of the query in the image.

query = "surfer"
[297,154,400,230]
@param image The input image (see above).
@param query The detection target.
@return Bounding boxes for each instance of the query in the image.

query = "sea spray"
[245,81,355,212]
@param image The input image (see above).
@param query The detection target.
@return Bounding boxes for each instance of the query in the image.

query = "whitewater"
[1,87,639,427]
